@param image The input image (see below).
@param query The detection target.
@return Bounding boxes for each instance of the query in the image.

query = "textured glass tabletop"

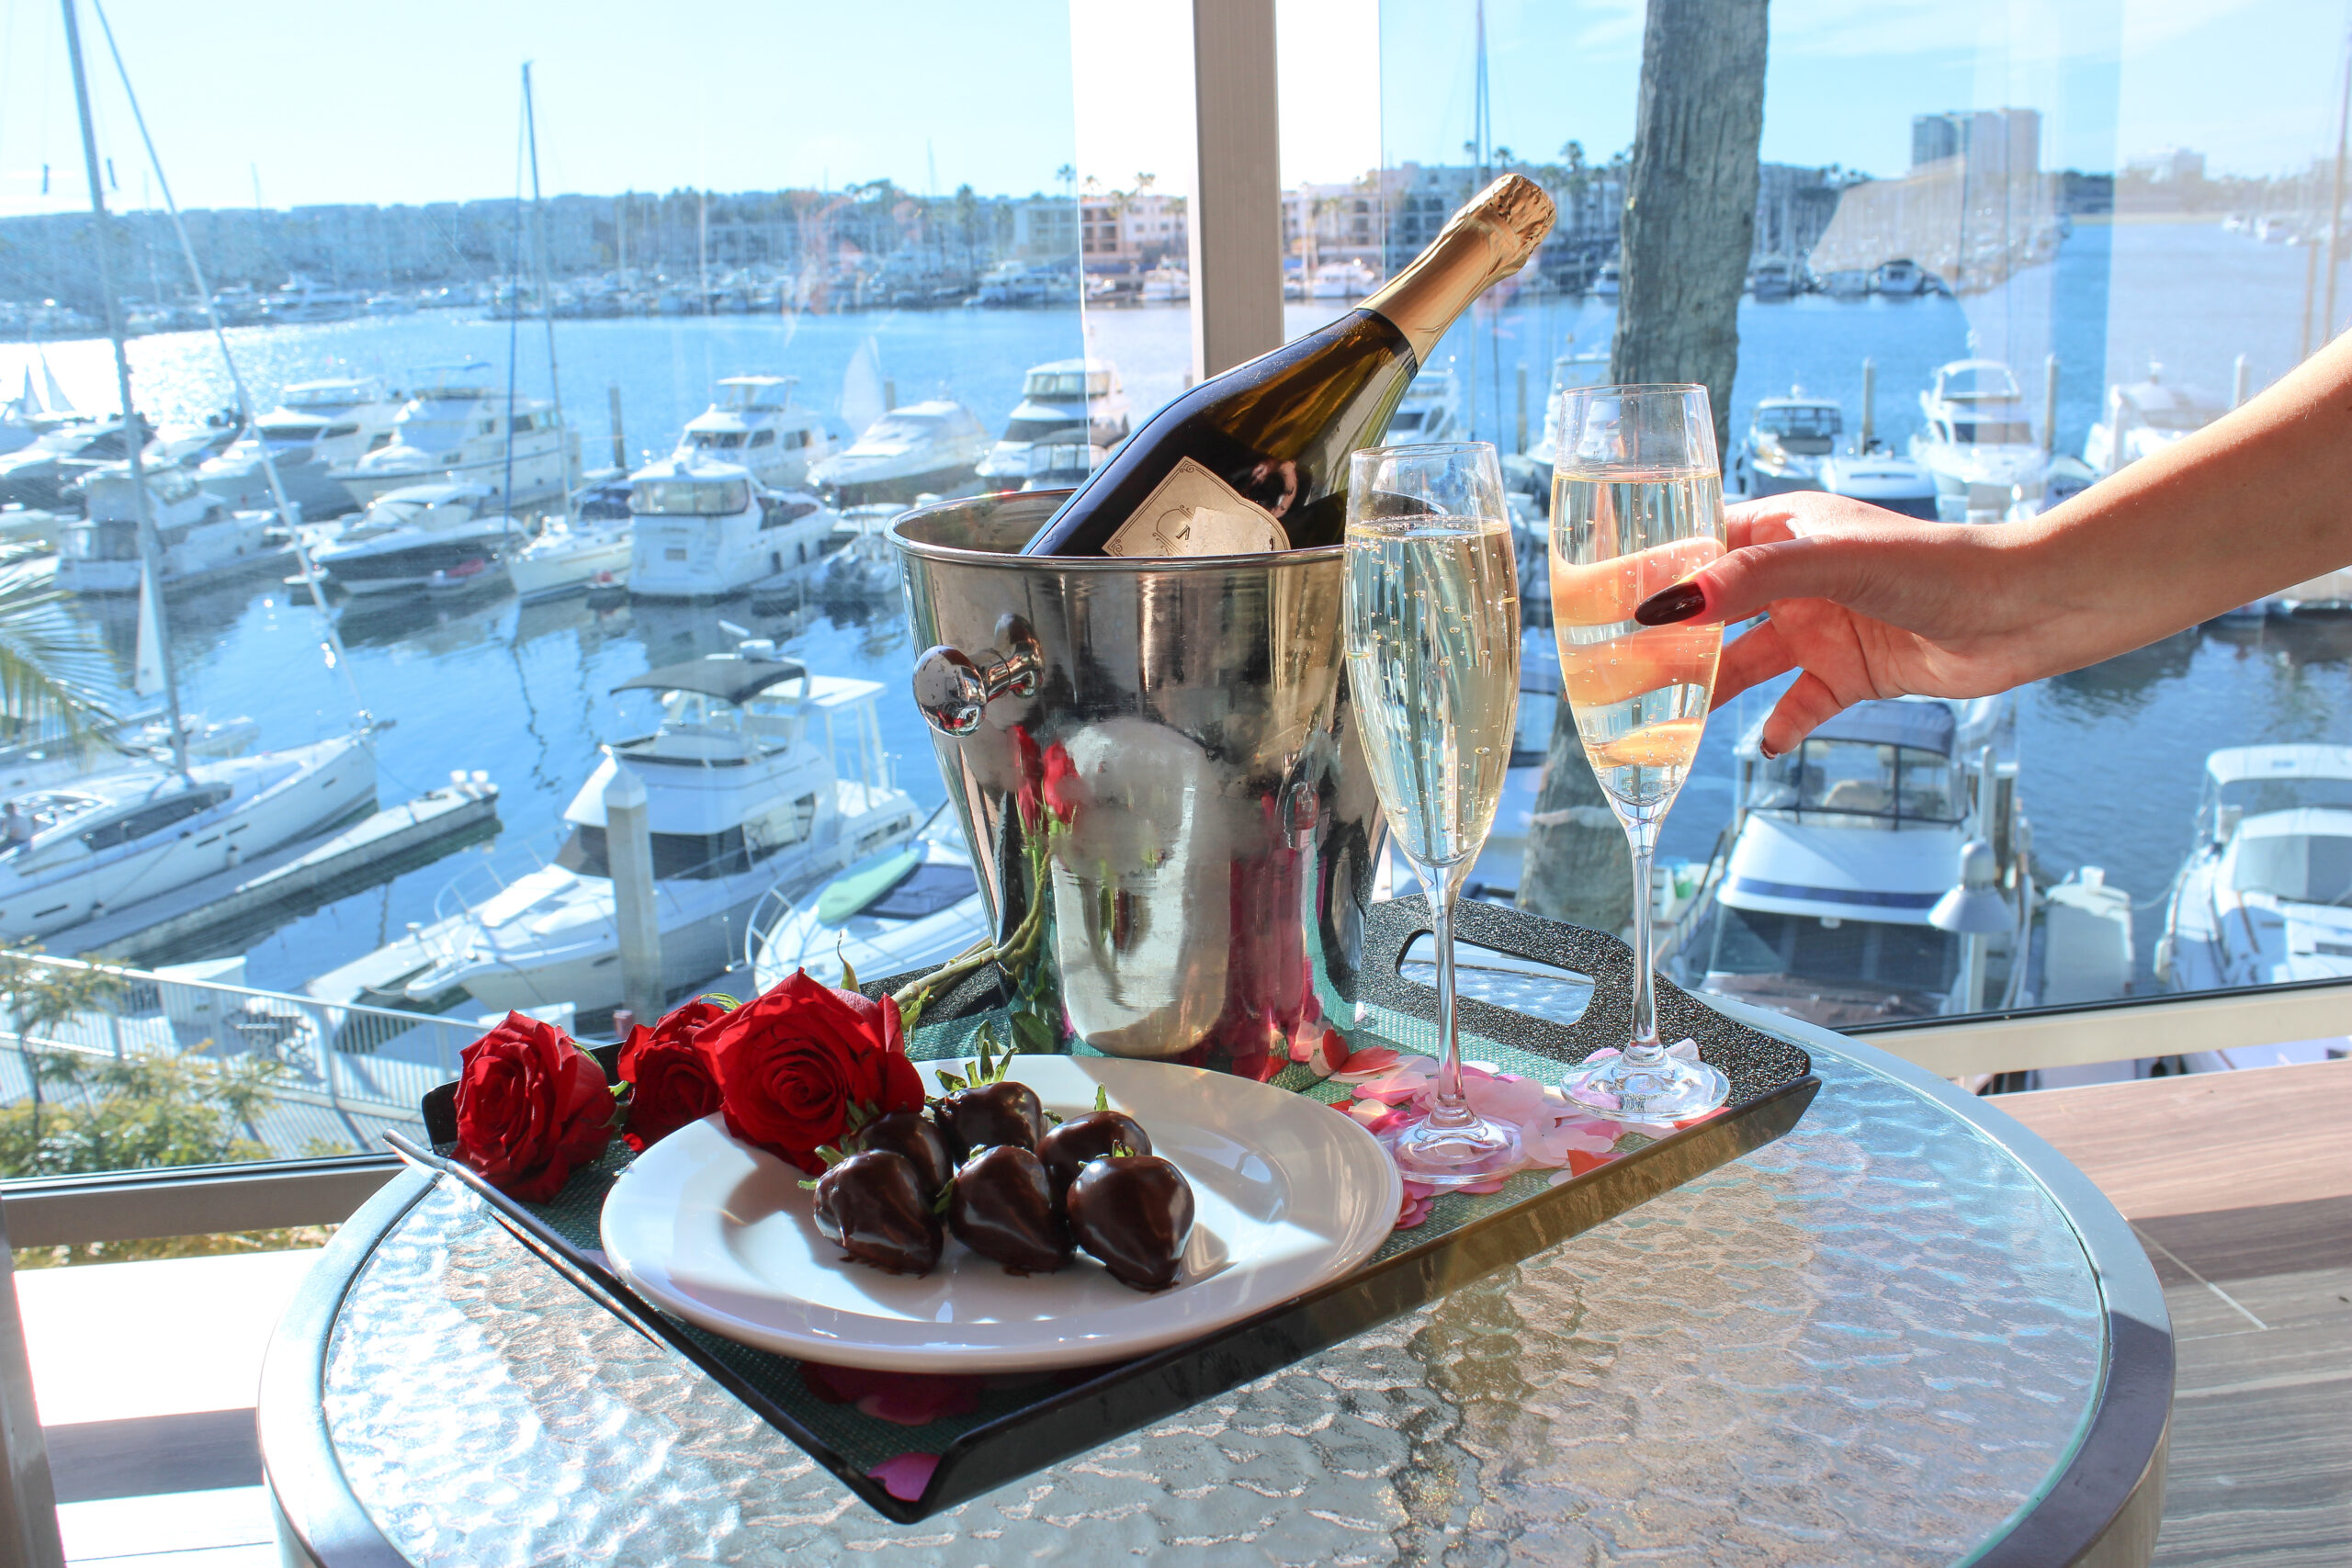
[318,1033,2109,1566]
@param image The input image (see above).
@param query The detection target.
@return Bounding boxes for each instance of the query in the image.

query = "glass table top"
[318,1033,2109,1565]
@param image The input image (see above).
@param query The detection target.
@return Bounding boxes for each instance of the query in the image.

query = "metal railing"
[0,952,480,1143]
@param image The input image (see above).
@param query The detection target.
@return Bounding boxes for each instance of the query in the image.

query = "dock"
[55,781,502,966]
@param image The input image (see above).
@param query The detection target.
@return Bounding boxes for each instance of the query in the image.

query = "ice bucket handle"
[911,614,1043,738]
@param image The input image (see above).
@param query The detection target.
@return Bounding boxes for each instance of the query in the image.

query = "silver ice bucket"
[893,491,1384,1077]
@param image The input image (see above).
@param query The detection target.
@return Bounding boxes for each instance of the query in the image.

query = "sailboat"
[0,0,380,945]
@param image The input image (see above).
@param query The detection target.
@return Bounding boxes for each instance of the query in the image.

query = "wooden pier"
[54,782,501,965]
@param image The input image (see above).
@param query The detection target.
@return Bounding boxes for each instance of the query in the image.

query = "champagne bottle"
[1021,174,1556,557]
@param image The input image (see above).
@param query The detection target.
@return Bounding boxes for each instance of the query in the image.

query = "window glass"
[0,0,1080,1185]
[1381,0,2352,1050]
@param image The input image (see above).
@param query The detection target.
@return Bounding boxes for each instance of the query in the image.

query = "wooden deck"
[1999,1062,2351,1567]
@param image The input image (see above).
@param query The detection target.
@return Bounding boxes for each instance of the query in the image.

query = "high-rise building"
[1912,108,2041,178]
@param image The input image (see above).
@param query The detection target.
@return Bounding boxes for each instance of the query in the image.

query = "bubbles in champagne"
[1344,515,1521,869]
[1549,469,1724,815]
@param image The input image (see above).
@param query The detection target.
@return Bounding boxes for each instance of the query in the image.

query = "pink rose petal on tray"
[868,1452,940,1503]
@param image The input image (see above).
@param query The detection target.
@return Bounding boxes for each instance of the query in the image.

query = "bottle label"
[1101,457,1286,557]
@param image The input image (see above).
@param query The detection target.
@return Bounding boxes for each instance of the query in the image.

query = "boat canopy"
[614,657,810,705]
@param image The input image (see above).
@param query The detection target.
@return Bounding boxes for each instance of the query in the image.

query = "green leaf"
[797,1178,820,1190]
[932,1066,968,1093]
[1010,1010,1052,1055]
[1109,1142,1136,1159]
[836,939,858,996]
[698,992,740,1010]
[1092,1084,1108,1114]
[931,1179,956,1214]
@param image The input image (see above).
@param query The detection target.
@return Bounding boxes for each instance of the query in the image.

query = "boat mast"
[85,0,368,730]
[522,62,571,506]
[61,0,188,779]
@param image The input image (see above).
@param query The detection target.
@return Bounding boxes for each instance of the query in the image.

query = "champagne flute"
[1550,385,1731,1122]
[1343,442,1524,1188]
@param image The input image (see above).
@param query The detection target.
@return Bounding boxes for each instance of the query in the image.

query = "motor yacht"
[1747,260,1797,300]
[0,416,148,512]
[2083,365,2223,477]
[1817,450,1940,519]
[976,359,1130,486]
[0,733,377,942]
[808,400,990,507]
[1592,258,1621,299]
[1501,348,1610,497]
[1728,391,1841,498]
[1309,260,1379,299]
[1138,267,1191,303]
[1908,359,2051,521]
[333,364,578,511]
[625,459,840,599]
[506,513,632,599]
[2158,745,2352,1004]
[749,809,989,994]
[1389,368,1465,444]
[1020,441,1109,492]
[672,376,842,492]
[197,378,403,520]
[312,483,514,596]
[55,465,285,594]
[396,650,922,1014]
[1667,694,2035,1029]
[261,276,367,324]
[1874,258,1927,295]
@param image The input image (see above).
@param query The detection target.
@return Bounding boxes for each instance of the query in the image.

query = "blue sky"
[0,0,2342,220]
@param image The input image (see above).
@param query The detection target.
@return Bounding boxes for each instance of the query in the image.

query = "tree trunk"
[1518,0,1766,934]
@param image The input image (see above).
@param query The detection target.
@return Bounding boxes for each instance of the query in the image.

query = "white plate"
[600,1055,1401,1372]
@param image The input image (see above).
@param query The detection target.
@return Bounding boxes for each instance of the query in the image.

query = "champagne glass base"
[1380,1112,1524,1190]
[1560,1054,1730,1123]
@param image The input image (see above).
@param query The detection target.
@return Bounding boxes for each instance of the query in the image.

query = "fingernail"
[1634,581,1706,626]
[1758,739,1782,760]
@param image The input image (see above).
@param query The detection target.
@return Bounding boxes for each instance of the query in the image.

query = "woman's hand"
[1637,495,2074,756]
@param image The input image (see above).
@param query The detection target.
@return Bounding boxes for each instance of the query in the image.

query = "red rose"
[1011,724,1045,834]
[695,970,924,1173]
[453,1012,617,1201]
[616,998,729,1152]
[1041,741,1085,825]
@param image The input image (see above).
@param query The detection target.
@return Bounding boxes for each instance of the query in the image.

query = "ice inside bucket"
[892,491,1385,1077]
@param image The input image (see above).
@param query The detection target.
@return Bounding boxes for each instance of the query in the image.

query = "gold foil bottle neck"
[1363,174,1558,365]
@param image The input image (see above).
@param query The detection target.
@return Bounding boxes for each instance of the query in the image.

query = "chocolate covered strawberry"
[1067,1153,1193,1292]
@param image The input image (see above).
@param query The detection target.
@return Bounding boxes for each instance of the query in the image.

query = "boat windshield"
[1001,417,1083,444]
[1939,366,2020,400]
[1023,371,1101,400]
[634,479,750,515]
[1949,419,2035,445]
[1749,739,1962,823]
[260,423,328,442]
[2218,776,2352,816]
[1711,908,1957,989]
[554,823,751,881]
[1757,405,1839,444]
[2230,829,2352,905]
[688,430,750,450]
[857,416,937,446]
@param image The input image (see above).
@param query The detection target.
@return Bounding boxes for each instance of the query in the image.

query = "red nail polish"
[1635,581,1706,626]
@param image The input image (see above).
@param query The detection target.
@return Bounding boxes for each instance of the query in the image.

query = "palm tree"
[0,559,118,748]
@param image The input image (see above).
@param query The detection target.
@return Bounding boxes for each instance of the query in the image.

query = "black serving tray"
[392,900,1817,1524]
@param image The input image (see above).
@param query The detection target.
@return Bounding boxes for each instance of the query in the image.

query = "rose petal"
[867,1451,940,1503]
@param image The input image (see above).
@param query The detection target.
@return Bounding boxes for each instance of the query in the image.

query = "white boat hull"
[0,736,377,941]
[506,534,631,599]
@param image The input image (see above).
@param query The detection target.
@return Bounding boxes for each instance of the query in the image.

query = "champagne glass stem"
[1418,863,1475,1129]
[1621,810,1667,1066]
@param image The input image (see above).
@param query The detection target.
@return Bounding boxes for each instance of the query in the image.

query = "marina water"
[8,220,2345,998]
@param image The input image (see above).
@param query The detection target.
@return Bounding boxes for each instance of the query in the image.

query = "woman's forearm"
[2013,330,2352,675]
